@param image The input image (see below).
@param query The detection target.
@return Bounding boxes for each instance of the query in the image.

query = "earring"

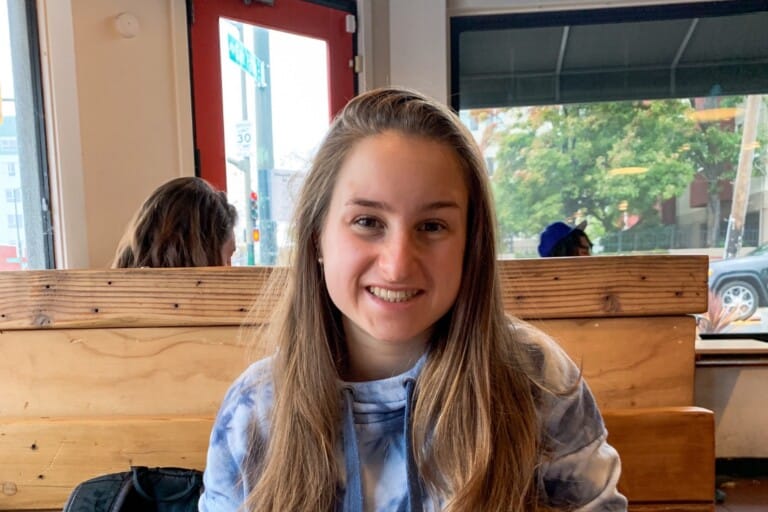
[318,257,324,265]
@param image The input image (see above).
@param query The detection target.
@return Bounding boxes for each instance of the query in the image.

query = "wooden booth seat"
[0,255,713,511]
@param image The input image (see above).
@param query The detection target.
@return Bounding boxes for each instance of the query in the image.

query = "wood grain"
[0,255,707,330]
[0,256,711,510]
[0,326,257,417]
[0,416,212,510]
[536,316,696,408]
[0,266,272,330]
[0,408,713,510]
[499,255,708,318]
[604,407,715,503]
[0,316,692,417]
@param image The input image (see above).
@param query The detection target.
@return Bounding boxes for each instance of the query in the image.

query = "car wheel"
[718,280,759,320]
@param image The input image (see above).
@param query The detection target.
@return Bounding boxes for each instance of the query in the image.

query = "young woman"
[112,176,237,268]
[200,88,626,511]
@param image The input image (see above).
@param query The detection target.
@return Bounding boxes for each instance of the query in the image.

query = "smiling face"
[319,130,468,380]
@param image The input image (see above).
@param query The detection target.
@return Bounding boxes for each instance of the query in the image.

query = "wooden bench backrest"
[0,255,711,510]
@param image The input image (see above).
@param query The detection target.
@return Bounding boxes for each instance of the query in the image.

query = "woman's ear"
[315,241,325,269]
[314,234,323,264]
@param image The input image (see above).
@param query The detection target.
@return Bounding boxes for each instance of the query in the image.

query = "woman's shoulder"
[507,319,607,447]
[202,357,276,506]
[222,356,275,408]
[231,355,275,388]
[508,318,580,387]
[214,356,276,443]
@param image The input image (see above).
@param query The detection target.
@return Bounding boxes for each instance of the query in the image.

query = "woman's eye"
[353,216,382,229]
[420,221,447,233]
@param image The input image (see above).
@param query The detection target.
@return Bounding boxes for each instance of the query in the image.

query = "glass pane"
[218,17,329,266]
[461,93,768,335]
[454,4,768,340]
[0,0,52,270]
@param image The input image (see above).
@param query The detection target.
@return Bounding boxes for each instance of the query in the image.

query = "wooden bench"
[0,255,713,511]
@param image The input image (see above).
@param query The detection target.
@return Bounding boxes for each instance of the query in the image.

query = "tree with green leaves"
[687,96,767,248]
[686,122,740,247]
[492,100,698,246]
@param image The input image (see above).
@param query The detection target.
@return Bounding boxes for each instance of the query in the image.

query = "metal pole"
[8,0,50,268]
[12,192,23,268]
[253,27,276,264]
[237,24,255,266]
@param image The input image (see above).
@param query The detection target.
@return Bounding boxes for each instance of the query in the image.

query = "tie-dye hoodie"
[199,321,628,511]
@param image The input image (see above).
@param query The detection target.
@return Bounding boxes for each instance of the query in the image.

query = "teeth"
[368,286,418,303]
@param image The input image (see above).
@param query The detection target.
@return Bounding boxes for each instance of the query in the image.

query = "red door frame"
[189,0,356,190]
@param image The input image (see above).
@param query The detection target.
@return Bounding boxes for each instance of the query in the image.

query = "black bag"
[62,466,203,512]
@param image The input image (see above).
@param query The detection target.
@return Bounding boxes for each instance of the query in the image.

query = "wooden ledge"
[696,337,768,354]
[0,255,708,330]
[696,338,768,366]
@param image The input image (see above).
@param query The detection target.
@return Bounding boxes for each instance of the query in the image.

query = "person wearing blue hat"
[538,220,592,257]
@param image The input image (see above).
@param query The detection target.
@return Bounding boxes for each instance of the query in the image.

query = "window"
[0,0,54,270]
[452,2,768,335]
[5,187,19,202]
[7,213,21,228]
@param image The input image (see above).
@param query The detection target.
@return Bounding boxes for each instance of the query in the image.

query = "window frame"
[3,0,54,268]
[450,0,768,111]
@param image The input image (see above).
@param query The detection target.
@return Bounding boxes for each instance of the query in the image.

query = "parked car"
[708,244,768,320]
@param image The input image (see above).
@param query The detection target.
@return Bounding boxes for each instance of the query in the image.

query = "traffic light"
[249,191,259,224]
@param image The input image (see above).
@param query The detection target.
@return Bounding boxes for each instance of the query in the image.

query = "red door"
[189,0,356,265]
[190,0,355,189]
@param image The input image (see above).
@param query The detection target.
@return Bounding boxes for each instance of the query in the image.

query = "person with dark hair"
[538,220,593,257]
[112,176,238,268]
[200,88,625,511]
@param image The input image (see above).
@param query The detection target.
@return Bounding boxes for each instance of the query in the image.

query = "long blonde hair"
[245,88,545,511]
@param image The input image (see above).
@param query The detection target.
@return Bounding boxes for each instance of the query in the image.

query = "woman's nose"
[378,233,416,281]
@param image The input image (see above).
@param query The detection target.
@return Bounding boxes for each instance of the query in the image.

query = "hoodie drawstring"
[342,387,364,512]
[403,378,423,512]
[341,381,423,512]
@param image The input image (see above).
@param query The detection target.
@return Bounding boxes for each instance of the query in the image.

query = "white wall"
[72,0,193,268]
[43,0,192,268]
[387,0,448,104]
[696,365,768,458]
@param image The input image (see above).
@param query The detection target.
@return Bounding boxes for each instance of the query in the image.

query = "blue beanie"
[538,221,586,257]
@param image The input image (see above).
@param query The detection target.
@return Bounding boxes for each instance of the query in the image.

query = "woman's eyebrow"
[345,198,388,210]
[344,198,461,212]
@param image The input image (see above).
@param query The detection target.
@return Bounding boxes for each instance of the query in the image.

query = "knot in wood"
[2,481,17,496]
[603,293,622,313]
[33,314,52,327]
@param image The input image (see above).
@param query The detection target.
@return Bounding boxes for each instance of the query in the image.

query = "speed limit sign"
[234,121,254,158]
